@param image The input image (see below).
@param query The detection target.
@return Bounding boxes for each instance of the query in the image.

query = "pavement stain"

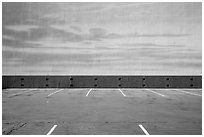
[34,122,46,127]
[2,122,27,135]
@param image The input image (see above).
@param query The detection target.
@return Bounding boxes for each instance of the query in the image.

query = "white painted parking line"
[118,89,126,97]
[46,125,57,135]
[47,89,64,97]
[8,89,37,97]
[146,89,167,98]
[86,88,92,97]
[138,124,150,135]
[174,89,202,97]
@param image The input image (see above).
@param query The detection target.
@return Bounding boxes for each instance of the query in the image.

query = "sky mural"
[2,2,202,75]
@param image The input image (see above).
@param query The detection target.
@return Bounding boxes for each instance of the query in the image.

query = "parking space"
[87,89,124,97]
[52,121,145,135]
[2,88,202,135]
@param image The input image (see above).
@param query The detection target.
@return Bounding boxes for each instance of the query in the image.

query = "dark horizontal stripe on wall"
[2,75,202,89]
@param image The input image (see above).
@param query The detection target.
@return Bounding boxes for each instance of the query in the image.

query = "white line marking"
[8,89,36,97]
[118,89,126,97]
[86,88,92,96]
[146,89,167,98]
[138,124,150,135]
[46,125,57,135]
[174,89,202,97]
[47,89,64,97]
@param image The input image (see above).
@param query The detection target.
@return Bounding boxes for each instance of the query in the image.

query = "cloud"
[2,37,42,49]
[3,45,130,69]
[5,25,39,32]
[137,33,191,37]
[2,35,16,41]
[70,26,82,32]
[89,28,107,37]
[105,32,191,39]
[153,60,202,69]
[2,2,60,25]
[4,21,191,48]
[2,3,201,75]
[3,25,84,43]
[3,25,108,45]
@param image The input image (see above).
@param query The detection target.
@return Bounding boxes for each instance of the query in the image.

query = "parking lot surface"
[2,88,202,135]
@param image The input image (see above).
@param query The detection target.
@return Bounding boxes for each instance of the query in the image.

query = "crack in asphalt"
[3,122,27,135]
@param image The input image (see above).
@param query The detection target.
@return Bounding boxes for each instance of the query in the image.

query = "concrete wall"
[2,75,202,89]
